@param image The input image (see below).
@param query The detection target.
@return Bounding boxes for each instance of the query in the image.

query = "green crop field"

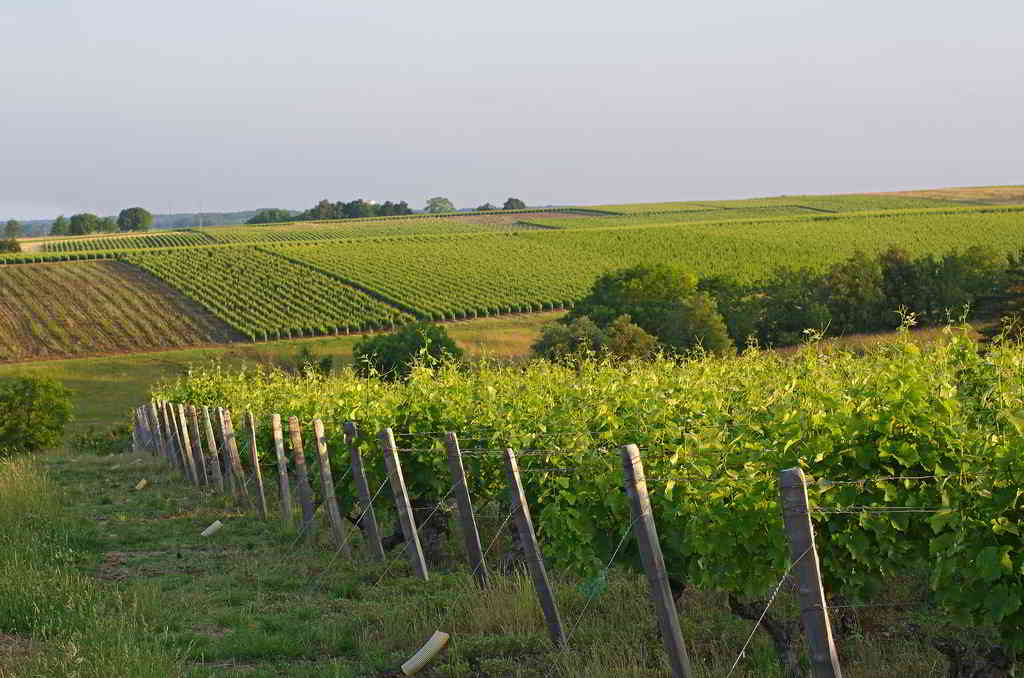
[126,247,413,340]
[2,188,1023,358]
[42,231,215,251]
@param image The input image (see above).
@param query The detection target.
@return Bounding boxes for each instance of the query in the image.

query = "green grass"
[17,450,947,677]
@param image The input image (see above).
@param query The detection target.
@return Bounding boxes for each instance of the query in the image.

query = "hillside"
[0,261,239,361]
[2,186,1023,361]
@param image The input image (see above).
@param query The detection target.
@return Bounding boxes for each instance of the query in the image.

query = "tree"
[246,209,293,225]
[425,197,455,214]
[117,207,153,232]
[68,213,100,235]
[822,251,888,334]
[699,275,762,348]
[50,215,68,236]
[4,219,20,240]
[568,264,733,355]
[503,197,526,210]
[98,216,117,233]
[352,322,464,380]
[0,239,20,253]
[756,266,831,346]
[0,376,73,458]
[476,203,498,211]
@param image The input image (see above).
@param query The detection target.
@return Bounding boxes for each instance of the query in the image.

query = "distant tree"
[425,197,455,214]
[50,215,68,236]
[352,322,463,380]
[246,208,293,225]
[341,199,375,219]
[304,199,340,221]
[568,264,733,355]
[377,200,413,216]
[698,274,762,348]
[822,251,888,334]
[476,203,498,211]
[756,266,831,346]
[116,207,153,232]
[532,316,605,362]
[4,219,21,240]
[68,213,100,235]
[503,197,526,210]
[97,216,117,233]
[0,239,20,253]
[0,376,73,458]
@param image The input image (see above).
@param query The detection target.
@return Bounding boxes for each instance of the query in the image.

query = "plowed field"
[0,261,239,361]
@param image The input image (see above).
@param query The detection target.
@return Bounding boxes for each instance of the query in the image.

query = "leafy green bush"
[532,314,658,362]
[0,376,73,457]
[566,264,733,355]
[352,322,463,379]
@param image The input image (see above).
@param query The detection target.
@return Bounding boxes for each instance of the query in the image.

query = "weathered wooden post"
[778,467,843,678]
[270,414,293,526]
[245,411,269,519]
[503,447,565,647]
[202,407,225,492]
[621,444,695,678]
[221,409,252,510]
[378,428,429,580]
[445,432,489,587]
[288,416,317,541]
[187,406,209,486]
[216,407,235,494]
[148,402,165,459]
[313,419,351,555]
[176,405,197,485]
[344,422,384,561]
[162,401,184,475]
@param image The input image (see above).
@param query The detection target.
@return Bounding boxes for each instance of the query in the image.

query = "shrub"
[69,424,131,456]
[0,376,73,457]
[352,322,464,380]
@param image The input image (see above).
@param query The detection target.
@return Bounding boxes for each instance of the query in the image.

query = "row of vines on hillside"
[154,333,1024,669]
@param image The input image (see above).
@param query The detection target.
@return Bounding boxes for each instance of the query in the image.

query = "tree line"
[247,196,529,225]
[534,245,1024,361]
[38,207,155,237]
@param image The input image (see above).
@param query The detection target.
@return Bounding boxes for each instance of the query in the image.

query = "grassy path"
[0,449,949,677]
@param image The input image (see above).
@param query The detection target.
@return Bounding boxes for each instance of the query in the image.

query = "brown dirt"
[447,210,594,226]
[0,260,241,362]
[0,633,38,672]
[868,185,1024,204]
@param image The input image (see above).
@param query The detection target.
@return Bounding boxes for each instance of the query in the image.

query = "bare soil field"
[0,261,240,361]
[873,185,1024,204]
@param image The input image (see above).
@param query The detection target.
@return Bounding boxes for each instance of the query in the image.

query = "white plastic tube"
[401,631,450,675]
[200,520,223,537]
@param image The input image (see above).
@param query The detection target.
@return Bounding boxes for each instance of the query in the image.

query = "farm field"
[0,261,238,361]
[3,187,1024,361]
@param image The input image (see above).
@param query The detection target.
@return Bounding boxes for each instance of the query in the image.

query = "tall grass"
[0,457,178,677]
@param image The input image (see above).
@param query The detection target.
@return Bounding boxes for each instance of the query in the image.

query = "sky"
[1,1,1022,220]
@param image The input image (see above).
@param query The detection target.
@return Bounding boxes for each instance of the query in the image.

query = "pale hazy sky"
[2,1,1022,220]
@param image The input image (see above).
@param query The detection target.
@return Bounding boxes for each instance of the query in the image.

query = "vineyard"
[126,247,413,340]
[2,190,1024,357]
[152,332,1024,674]
[42,231,215,252]
[0,261,238,360]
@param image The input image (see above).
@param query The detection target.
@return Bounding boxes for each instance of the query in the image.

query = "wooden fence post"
[503,447,566,647]
[216,407,235,494]
[288,416,317,541]
[778,467,843,678]
[187,406,209,486]
[148,402,164,459]
[176,404,199,486]
[141,406,158,455]
[445,432,488,587]
[344,422,384,561]
[621,444,695,678]
[131,409,141,455]
[245,411,269,519]
[378,428,429,580]
[271,414,293,526]
[162,401,184,476]
[313,419,351,555]
[221,409,253,510]
[202,407,225,492]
